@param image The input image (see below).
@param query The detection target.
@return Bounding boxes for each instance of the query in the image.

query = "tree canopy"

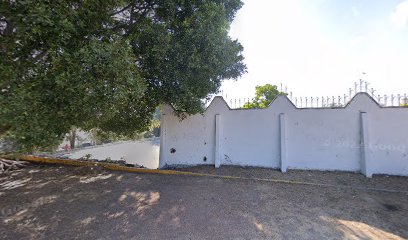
[243,84,285,109]
[0,0,246,151]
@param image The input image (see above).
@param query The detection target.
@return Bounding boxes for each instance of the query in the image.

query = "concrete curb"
[2,155,408,194]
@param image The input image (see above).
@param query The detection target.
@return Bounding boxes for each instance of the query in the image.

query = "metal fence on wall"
[206,80,408,109]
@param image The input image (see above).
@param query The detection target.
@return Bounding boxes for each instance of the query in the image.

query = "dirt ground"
[0,164,407,240]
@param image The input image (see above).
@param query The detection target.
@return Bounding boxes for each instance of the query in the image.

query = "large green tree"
[243,84,285,109]
[0,0,246,151]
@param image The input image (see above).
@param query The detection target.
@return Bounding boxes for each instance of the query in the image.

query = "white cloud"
[351,35,365,46]
[390,0,408,29]
[351,6,360,17]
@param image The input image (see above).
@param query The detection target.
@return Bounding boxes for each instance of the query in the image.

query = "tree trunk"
[69,129,76,149]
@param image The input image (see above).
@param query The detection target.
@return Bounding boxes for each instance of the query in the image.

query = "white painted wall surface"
[162,105,216,166]
[65,138,160,169]
[160,93,408,176]
[285,108,361,171]
[369,109,408,176]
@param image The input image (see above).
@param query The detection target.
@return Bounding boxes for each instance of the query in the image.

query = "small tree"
[243,84,286,109]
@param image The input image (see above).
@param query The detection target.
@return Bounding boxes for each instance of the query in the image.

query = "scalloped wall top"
[163,92,395,116]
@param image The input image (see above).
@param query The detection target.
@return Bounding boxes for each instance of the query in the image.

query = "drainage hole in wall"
[170,148,176,153]
[203,156,207,162]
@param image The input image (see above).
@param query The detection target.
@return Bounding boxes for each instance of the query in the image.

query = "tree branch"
[109,4,132,16]
[3,20,13,36]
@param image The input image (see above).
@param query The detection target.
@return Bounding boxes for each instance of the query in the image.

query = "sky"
[221,0,408,99]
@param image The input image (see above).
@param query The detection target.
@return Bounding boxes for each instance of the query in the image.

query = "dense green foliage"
[243,84,285,109]
[0,0,246,151]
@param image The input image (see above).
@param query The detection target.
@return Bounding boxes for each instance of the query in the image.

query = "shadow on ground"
[0,165,407,239]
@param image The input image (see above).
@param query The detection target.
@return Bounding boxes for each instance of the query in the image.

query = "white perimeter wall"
[159,93,408,177]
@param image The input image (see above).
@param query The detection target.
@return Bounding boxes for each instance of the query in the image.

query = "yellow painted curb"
[3,155,208,176]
